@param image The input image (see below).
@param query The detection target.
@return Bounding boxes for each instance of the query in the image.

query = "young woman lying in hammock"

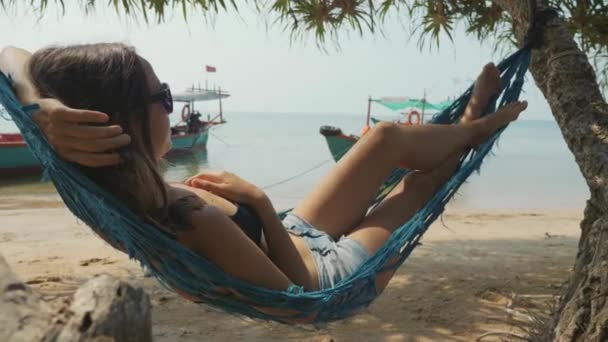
[0,44,527,294]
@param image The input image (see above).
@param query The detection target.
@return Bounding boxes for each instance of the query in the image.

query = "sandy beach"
[0,194,582,341]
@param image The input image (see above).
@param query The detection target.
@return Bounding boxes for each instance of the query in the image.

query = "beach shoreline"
[0,195,582,341]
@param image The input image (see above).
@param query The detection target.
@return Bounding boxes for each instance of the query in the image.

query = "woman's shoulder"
[167,183,202,204]
[168,182,237,216]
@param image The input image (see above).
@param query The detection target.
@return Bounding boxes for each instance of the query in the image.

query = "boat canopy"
[173,88,231,102]
[372,97,452,111]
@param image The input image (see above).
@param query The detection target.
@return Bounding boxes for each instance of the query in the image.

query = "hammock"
[0,46,531,323]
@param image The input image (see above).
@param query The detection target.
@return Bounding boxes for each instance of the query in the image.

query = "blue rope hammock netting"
[0,45,532,323]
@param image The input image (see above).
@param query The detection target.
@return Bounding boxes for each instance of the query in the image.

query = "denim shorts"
[282,213,371,290]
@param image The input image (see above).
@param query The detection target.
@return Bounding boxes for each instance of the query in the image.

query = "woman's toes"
[505,101,528,120]
[517,100,529,111]
[471,100,528,148]
[492,66,501,79]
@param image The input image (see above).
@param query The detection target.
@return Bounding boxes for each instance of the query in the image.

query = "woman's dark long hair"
[28,43,174,233]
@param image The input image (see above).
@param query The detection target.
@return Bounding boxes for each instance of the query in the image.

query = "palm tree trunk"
[492,1,608,340]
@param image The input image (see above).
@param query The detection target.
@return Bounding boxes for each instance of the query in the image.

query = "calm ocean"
[0,112,589,211]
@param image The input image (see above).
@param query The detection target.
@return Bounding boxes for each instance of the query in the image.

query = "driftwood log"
[0,254,152,341]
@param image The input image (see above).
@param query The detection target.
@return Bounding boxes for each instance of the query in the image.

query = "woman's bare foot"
[469,101,528,148]
[461,63,502,124]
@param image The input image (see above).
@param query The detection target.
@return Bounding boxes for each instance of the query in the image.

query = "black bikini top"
[230,203,263,245]
[162,195,263,246]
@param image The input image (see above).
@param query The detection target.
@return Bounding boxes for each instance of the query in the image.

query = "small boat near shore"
[0,133,41,176]
[0,86,230,176]
[320,96,452,161]
[168,85,230,155]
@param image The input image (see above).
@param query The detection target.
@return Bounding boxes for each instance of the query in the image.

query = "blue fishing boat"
[0,133,41,176]
[168,86,230,155]
[0,86,230,176]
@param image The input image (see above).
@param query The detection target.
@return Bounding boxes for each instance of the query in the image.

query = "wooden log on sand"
[0,254,152,341]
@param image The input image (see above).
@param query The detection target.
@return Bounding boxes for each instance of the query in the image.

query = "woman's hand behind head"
[34,98,130,167]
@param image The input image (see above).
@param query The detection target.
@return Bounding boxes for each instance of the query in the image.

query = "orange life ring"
[181,104,191,122]
[407,110,421,125]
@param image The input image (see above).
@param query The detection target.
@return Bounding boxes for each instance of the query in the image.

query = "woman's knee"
[369,121,399,145]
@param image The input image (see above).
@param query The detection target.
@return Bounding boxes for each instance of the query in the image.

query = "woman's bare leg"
[347,100,528,293]
[293,63,503,239]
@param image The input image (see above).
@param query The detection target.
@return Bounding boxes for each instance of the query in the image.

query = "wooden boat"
[320,96,452,161]
[168,86,230,155]
[0,86,230,176]
[0,133,41,176]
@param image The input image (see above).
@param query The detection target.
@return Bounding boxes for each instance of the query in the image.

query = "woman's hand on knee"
[34,98,130,167]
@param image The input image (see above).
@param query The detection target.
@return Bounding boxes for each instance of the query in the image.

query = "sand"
[0,195,582,341]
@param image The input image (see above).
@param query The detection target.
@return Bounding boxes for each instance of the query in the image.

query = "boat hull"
[168,129,210,154]
[320,118,417,162]
[319,126,358,162]
[0,134,42,176]
[0,128,212,176]
[0,144,42,176]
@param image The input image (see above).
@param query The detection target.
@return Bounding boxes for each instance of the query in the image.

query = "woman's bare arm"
[0,46,39,103]
[184,171,315,289]
[252,196,315,290]
[0,46,129,167]
[178,204,293,291]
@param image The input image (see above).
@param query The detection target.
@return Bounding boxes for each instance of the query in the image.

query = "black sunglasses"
[150,82,173,114]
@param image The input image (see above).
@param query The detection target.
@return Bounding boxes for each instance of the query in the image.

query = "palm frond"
[4,0,608,87]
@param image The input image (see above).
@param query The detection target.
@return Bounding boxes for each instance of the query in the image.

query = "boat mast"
[218,87,224,123]
[421,90,426,124]
[366,96,371,127]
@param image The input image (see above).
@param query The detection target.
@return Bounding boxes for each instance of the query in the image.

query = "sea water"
[0,112,589,211]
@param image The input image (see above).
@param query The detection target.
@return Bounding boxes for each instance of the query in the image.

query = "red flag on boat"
[206,65,217,73]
